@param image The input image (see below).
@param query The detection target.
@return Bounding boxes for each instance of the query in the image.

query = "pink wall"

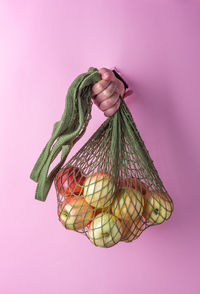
[1,0,200,293]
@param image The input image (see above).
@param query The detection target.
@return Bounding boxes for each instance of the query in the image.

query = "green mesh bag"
[30,67,174,248]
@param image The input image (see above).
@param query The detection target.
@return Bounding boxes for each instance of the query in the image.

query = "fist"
[91,68,132,117]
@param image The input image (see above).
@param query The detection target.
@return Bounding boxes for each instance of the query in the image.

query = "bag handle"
[30,67,101,201]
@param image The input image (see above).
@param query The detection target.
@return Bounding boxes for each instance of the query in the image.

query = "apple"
[87,212,123,248]
[83,172,115,209]
[58,195,94,230]
[94,207,109,217]
[121,178,149,195]
[111,188,144,222]
[54,165,86,196]
[132,178,149,195]
[143,191,174,224]
[121,217,145,242]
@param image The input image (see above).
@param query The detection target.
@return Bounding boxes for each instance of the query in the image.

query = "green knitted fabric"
[30,67,101,201]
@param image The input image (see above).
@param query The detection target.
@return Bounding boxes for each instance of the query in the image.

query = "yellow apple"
[143,191,173,224]
[58,195,94,230]
[121,217,145,242]
[83,172,115,209]
[87,212,123,248]
[111,188,144,222]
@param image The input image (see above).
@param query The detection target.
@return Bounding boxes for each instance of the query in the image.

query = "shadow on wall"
[126,72,199,230]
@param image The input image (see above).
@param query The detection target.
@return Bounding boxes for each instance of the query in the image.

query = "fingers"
[98,93,119,111]
[91,67,132,117]
[98,67,116,82]
[92,79,112,98]
[93,81,117,103]
[104,99,121,117]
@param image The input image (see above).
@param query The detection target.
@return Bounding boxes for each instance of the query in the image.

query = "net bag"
[30,67,174,248]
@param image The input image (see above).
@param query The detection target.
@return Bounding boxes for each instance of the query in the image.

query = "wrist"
[112,68,129,91]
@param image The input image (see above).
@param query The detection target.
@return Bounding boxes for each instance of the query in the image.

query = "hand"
[91,68,133,117]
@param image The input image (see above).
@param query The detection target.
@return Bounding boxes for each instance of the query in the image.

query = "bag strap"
[30,67,101,201]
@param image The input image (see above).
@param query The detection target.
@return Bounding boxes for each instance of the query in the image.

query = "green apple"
[143,191,173,224]
[87,212,123,248]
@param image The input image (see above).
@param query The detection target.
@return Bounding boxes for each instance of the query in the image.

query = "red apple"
[121,217,145,242]
[54,165,86,196]
[121,178,149,195]
[83,171,115,209]
[58,195,94,230]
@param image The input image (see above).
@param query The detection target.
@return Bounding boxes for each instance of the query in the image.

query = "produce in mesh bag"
[30,67,174,248]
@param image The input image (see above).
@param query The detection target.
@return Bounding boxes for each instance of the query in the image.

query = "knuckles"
[92,80,110,94]
[99,100,112,111]
[103,88,112,97]
[99,95,119,111]
[92,67,124,117]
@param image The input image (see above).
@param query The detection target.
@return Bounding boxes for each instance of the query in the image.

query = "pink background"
[1,0,200,293]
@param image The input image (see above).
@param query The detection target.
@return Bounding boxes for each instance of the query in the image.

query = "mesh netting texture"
[30,67,173,248]
[54,97,174,248]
